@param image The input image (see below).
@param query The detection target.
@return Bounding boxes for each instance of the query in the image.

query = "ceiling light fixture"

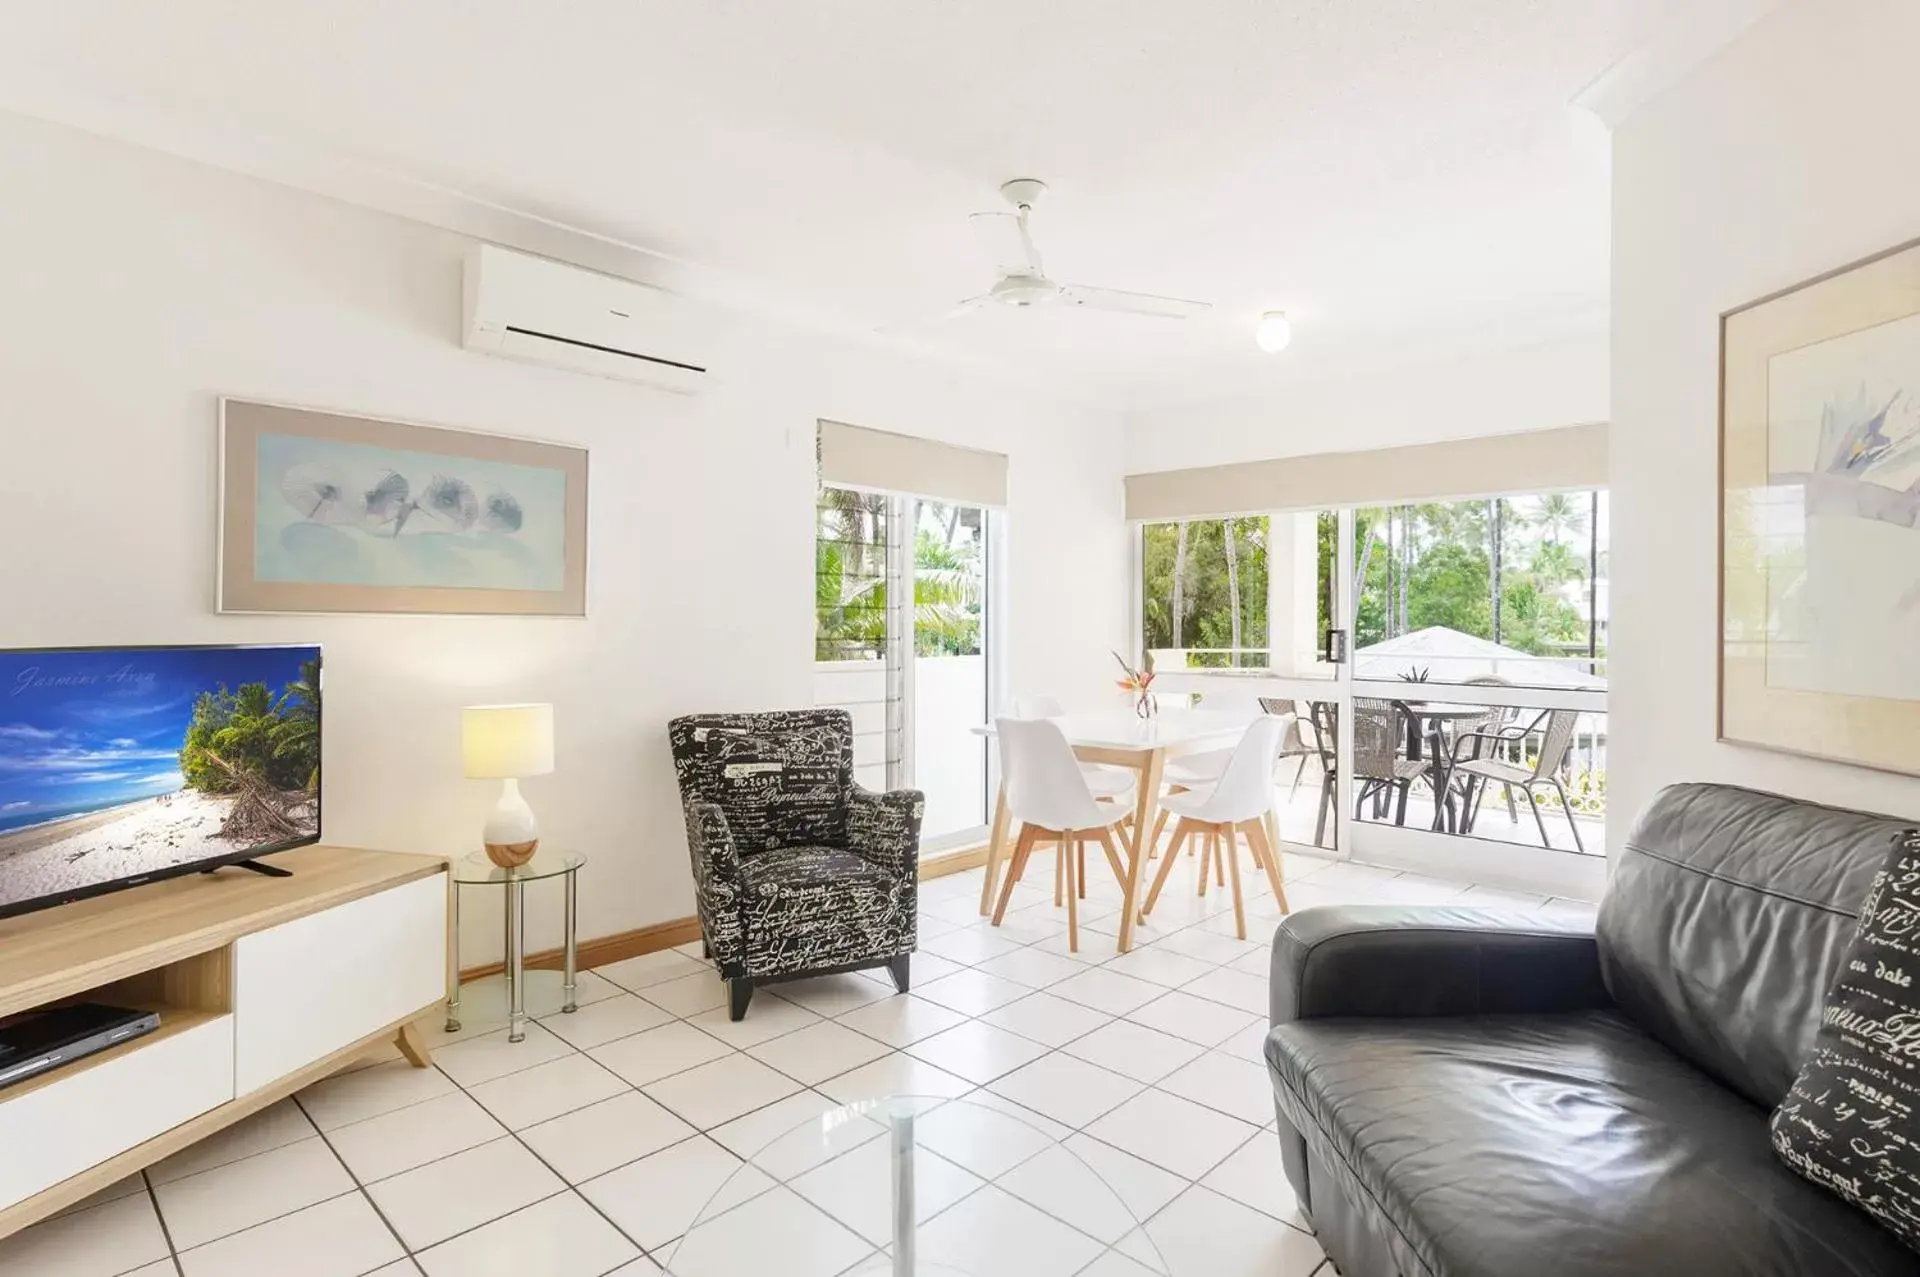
[1255,311,1293,353]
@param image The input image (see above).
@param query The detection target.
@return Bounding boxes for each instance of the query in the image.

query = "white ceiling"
[0,2,1701,411]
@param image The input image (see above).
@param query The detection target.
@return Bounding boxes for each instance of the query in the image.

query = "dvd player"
[0,1003,161,1091]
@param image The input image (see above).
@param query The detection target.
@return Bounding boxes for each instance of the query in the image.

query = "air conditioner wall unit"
[462,244,711,393]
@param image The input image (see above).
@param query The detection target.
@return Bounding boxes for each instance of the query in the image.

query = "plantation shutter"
[817,420,1009,507]
[1123,422,1607,520]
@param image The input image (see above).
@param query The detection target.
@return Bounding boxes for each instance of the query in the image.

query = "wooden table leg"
[1116,747,1165,952]
[978,786,1013,916]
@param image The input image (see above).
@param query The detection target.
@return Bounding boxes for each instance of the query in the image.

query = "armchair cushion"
[739,845,915,979]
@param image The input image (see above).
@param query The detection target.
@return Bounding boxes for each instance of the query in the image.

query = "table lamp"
[462,703,554,868]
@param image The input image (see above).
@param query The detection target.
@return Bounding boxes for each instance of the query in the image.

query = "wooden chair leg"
[1144,818,1194,914]
[1065,835,1081,953]
[1148,806,1172,860]
[1078,840,1088,899]
[1214,829,1227,887]
[1244,818,1288,913]
[994,826,1039,924]
[1095,827,1127,888]
[1196,828,1210,895]
[1055,835,1065,905]
[1223,823,1247,940]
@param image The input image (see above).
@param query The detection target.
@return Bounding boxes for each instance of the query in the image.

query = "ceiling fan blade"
[1059,283,1211,319]
[968,211,1043,276]
[874,295,991,333]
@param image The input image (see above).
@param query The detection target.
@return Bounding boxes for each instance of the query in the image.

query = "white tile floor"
[0,848,1596,1277]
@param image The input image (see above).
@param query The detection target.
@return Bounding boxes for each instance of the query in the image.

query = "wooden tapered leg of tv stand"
[395,1020,432,1068]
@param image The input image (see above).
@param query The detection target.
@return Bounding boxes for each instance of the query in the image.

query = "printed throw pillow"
[1772,830,1920,1250]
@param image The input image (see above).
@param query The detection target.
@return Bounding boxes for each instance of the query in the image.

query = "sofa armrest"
[1270,905,1609,1025]
[848,786,924,879]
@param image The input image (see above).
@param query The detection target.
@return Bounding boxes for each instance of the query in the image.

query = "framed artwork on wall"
[1721,236,1920,775]
[218,398,588,615]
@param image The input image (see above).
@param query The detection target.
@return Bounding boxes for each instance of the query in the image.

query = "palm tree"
[271,658,322,791]
[1534,492,1588,544]
[1223,518,1241,666]
[1170,522,1190,649]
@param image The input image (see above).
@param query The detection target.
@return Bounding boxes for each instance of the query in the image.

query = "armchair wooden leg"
[728,978,754,1022]
[887,954,911,993]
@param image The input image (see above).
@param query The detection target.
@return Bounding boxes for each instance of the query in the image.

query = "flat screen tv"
[0,644,321,920]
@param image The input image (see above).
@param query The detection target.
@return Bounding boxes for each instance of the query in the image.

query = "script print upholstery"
[1772,831,1920,1249]
[668,710,921,1004]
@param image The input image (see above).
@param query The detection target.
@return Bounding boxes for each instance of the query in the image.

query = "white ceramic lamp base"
[483,778,540,868]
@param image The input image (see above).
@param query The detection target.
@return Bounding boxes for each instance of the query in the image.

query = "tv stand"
[0,845,447,1239]
[205,858,294,879]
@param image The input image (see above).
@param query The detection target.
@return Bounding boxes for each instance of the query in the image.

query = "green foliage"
[1149,492,1606,668]
[814,490,986,660]
[1141,516,1269,664]
[179,659,321,796]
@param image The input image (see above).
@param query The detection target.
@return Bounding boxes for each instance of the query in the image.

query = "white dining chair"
[992,716,1136,952]
[1010,695,1134,796]
[1141,715,1289,939]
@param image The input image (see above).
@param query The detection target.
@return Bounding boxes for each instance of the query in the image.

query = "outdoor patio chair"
[1351,697,1429,827]
[1257,697,1322,797]
[1448,707,1586,853]
[1452,673,1518,821]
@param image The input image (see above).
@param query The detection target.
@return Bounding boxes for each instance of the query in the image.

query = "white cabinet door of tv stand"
[0,845,448,1238]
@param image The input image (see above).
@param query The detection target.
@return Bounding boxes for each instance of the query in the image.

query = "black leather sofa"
[1265,782,1920,1277]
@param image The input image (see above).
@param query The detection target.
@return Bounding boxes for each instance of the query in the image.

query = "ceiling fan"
[931,179,1212,323]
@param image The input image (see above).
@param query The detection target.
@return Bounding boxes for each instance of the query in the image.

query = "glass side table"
[446,850,586,1043]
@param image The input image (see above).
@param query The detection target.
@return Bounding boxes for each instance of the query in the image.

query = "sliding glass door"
[815,485,994,848]
[1135,489,1608,889]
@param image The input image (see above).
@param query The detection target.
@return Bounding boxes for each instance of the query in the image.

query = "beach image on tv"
[0,646,320,912]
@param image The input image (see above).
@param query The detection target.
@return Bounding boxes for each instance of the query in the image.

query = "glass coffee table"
[664,1095,1168,1276]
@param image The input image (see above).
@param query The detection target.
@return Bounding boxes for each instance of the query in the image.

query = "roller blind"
[817,419,1009,508]
[1124,422,1608,520]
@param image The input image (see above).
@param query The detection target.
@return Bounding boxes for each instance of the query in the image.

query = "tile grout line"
[121,862,1299,1272]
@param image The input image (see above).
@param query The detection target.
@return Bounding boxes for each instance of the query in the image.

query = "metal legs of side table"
[444,864,582,1043]
[445,881,462,1033]
[505,878,528,1042]
[563,870,579,1014]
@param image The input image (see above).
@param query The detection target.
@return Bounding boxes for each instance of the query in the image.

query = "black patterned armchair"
[668,709,922,1019]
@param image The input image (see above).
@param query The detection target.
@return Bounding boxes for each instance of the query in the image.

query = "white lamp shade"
[462,703,555,779]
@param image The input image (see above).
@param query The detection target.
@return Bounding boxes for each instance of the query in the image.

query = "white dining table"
[970,709,1254,951]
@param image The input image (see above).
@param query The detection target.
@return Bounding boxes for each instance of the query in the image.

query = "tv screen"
[0,644,321,919]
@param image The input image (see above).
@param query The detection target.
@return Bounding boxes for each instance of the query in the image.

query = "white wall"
[1609,0,1920,850]
[0,111,1129,961]
[1124,334,1608,474]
